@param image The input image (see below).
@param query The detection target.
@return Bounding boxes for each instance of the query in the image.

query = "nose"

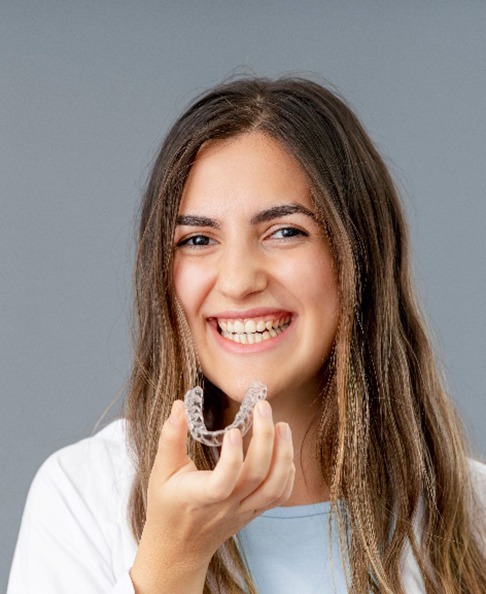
[215,238,268,301]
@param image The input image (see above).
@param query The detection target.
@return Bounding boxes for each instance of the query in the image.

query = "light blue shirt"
[239,502,349,594]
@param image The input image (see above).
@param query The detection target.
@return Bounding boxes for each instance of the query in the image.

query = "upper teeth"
[218,316,291,343]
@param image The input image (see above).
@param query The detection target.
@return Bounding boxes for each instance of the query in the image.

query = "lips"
[212,312,293,345]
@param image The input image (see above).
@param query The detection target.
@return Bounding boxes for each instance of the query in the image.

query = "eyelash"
[175,226,308,248]
[176,235,215,248]
[270,227,307,239]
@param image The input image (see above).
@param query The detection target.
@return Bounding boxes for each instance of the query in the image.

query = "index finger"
[205,428,244,501]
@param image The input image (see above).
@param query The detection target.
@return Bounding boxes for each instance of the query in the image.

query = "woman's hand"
[130,399,294,594]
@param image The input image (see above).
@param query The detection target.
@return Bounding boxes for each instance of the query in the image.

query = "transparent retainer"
[184,381,268,446]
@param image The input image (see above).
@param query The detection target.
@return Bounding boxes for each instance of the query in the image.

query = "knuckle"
[280,448,294,465]
[224,450,243,468]
[246,468,268,487]
[206,480,232,502]
[261,483,285,503]
[219,456,243,482]
[286,465,296,486]
[277,489,292,506]
[254,424,275,440]
[275,483,294,506]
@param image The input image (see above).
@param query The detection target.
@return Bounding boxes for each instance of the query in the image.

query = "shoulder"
[467,456,486,479]
[468,456,486,504]
[28,418,135,529]
[8,420,138,592]
[466,456,486,549]
[39,418,132,474]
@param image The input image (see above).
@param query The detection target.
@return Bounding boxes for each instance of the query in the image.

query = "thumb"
[152,400,191,482]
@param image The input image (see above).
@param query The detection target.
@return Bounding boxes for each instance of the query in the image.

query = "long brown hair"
[124,77,486,593]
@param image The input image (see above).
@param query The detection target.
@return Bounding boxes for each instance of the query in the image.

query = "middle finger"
[234,400,276,499]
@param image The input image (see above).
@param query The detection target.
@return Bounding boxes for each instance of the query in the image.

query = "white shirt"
[8,420,137,594]
[7,419,486,593]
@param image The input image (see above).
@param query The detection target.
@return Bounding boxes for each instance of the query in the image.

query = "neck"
[277,406,330,506]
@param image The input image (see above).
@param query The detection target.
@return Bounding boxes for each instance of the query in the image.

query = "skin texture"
[174,132,339,422]
[130,133,339,592]
[130,400,295,593]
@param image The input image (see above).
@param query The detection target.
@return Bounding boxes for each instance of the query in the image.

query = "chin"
[205,371,289,407]
[208,376,263,402]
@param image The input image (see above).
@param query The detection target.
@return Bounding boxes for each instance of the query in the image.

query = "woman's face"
[173,132,339,406]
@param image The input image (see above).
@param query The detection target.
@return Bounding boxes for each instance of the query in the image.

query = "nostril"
[215,262,267,299]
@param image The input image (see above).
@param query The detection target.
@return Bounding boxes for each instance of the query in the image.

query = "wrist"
[130,543,210,594]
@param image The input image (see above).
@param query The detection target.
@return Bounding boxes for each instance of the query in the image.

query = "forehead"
[179,132,314,216]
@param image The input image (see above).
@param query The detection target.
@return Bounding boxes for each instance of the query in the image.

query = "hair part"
[124,76,486,593]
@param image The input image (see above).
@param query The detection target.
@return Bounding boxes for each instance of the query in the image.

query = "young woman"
[8,77,486,593]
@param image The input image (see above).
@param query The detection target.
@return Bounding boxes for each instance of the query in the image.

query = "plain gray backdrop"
[2,1,485,587]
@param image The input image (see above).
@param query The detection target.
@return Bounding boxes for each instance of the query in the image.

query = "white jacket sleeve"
[7,422,137,593]
[469,457,486,548]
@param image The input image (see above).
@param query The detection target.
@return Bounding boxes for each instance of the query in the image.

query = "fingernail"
[257,400,271,418]
[228,429,241,446]
[278,423,291,441]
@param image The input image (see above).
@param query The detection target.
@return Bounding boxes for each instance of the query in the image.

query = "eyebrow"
[175,214,219,228]
[250,204,316,224]
[175,203,316,228]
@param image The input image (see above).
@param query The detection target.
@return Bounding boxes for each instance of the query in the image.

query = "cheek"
[173,259,211,323]
[292,251,338,302]
[173,259,189,308]
[299,255,340,335]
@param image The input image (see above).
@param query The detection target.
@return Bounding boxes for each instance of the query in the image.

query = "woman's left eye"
[271,227,307,239]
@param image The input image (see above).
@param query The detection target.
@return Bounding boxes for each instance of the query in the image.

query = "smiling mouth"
[216,315,292,344]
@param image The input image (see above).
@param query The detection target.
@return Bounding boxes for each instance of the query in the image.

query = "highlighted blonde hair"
[124,77,486,593]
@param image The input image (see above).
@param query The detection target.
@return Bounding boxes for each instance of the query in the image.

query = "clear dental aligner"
[184,381,268,446]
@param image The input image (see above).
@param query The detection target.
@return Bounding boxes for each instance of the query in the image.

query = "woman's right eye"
[176,235,214,248]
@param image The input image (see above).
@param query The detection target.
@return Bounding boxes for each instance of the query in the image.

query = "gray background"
[2,1,485,587]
